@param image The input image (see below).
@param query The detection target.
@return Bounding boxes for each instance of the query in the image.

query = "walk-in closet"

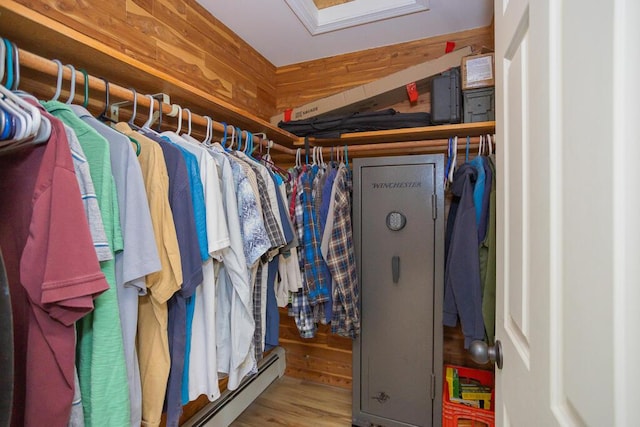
[0,0,637,426]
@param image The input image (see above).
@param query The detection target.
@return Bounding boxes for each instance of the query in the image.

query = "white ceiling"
[197,0,494,67]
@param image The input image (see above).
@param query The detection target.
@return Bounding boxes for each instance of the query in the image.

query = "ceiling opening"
[285,0,430,35]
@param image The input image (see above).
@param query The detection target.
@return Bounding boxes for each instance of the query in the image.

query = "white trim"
[285,0,430,35]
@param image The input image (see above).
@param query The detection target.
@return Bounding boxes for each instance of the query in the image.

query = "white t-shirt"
[162,133,231,402]
[209,148,262,390]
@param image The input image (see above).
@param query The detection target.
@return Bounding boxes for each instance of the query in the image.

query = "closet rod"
[305,139,493,155]
[17,48,297,156]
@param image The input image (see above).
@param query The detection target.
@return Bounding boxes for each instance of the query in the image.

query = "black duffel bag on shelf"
[278,108,431,138]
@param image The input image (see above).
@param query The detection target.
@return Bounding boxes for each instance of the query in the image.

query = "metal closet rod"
[16,47,297,155]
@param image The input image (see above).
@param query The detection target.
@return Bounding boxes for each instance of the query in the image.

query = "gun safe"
[352,155,445,427]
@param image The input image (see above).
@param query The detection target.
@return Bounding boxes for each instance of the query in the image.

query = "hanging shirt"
[165,132,231,404]
[142,133,202,427]
[63,124,112,262]
[478,156,493,243]
[325,165,360,338]
[0,114,109,427]
[301,171,331,305]
[470,156,486,230]
[43,101,130,427]
[165,133,229,404]
[73,105,161,427]
[480,157,497,344]
[276,182,303,307]
[443,163,485,348]
[209,147,262,390]
[115,123,182,427]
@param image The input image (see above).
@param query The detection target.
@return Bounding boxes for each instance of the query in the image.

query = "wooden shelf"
[293,121,496,146]
[0,1,299,147]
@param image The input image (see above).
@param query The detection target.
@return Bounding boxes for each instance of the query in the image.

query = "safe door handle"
[392,256,400,283]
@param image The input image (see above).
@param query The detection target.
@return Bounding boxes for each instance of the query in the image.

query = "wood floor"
[231,376,353,426]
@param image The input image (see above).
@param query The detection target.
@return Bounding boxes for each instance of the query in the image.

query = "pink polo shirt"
[0,115,109,427]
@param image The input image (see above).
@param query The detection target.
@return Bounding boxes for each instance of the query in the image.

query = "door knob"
[469,340,503,369]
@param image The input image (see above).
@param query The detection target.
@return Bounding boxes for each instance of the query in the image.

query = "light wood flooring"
[231,376,353,426]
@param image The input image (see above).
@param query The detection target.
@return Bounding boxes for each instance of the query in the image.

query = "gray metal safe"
[352,155,444,427]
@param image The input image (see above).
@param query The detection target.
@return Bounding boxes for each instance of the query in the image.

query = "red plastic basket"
[443,365,495,427]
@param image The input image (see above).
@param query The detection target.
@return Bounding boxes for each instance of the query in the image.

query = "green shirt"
[42,101,130,427]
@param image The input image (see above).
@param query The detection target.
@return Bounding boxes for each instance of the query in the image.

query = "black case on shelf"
[430,67,462,124]
[278,109,431,138]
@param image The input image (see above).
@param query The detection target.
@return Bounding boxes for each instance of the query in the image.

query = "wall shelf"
[293,121,496,146]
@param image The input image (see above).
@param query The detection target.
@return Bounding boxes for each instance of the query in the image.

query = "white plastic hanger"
[448,136,458,183]
[142,94,155,129]
[64,64,76,104]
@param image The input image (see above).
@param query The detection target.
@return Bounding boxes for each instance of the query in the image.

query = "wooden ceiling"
[312,0,354,10]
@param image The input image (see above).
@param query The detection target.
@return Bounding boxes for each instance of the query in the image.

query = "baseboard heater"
[183,346,286,427]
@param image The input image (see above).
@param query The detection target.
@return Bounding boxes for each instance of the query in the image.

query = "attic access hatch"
[285,0,430,35]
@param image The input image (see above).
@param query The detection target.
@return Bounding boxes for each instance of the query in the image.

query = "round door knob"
[469,339,503,369]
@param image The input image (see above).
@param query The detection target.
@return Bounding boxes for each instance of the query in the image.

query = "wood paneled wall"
[278,309,353,390]
[13,0,276,119]
[275,25,494,113]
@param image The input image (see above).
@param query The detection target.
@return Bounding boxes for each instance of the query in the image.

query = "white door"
[494,0,640,425]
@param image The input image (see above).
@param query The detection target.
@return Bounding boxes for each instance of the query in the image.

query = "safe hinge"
[431,194,437,220]
[431,373,436,400]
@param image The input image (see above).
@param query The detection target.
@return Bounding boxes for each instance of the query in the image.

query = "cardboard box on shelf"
[270,46,473,125]
[461,52,495,90]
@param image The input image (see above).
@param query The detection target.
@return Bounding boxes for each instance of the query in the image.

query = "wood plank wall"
[275,25,494,113]
[13,0,277,119]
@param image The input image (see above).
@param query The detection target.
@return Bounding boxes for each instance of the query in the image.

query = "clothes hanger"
[0,40,5,88]
[228,125,236,151]
[448,136,458,184]
[97,78,113,122]
[64,64,76,105]
[154,96,163,132]
[10,41,19,91]
[235,127,243,152]
[7,44,49,145]
[243,131,253,155]
[183,108,192,137]
[127,87,140,129]
[219,122,227,148]
[176,105,183,134]
[0,38,45,150]
[202,116,212,145]
[80,69,89,108]
[2,39,13,90]
[142,94,155,129]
